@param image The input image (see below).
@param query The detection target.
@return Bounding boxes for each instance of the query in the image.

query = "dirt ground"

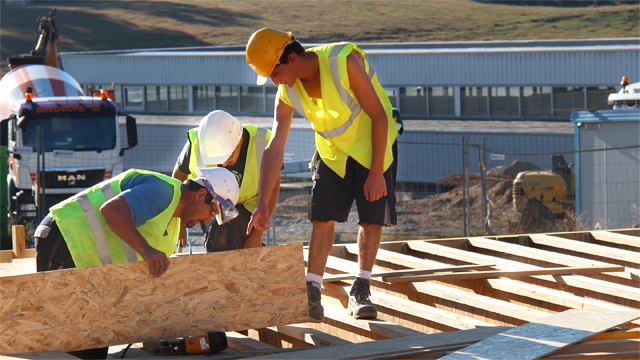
[272,160,567,241]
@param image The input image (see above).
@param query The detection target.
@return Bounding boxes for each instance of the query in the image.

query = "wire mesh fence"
[10,118,639,250]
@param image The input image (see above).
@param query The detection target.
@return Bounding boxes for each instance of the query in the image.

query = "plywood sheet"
[441,310,640,360]
[0,244,308,354]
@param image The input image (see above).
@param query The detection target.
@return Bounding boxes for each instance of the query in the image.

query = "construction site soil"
[272,160,571,241]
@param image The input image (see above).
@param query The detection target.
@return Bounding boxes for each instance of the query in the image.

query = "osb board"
[0,244,308,354]
[441,310,640,360]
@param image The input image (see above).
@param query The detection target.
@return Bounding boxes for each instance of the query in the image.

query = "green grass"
[1,0,638,68]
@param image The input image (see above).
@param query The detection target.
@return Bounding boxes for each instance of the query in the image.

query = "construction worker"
[245,29,398,321]
[33,167,238,359]
[172,110,279,252]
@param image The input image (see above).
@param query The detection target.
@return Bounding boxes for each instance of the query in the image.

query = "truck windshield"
[22,116,117,152]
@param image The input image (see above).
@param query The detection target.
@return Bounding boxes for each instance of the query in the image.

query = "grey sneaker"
[347,277,377,319]
[307,281,324,321]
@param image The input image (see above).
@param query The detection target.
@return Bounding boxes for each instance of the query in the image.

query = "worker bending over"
[172,110,279,251]
[246,29,398,321]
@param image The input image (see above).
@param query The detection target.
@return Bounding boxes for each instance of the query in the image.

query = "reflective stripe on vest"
[286,42,375,139]
[75,182,137,264]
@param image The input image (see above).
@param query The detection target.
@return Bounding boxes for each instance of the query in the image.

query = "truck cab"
[1,64,137,223]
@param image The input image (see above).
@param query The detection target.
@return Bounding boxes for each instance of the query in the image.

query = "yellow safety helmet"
[246,28,293,85]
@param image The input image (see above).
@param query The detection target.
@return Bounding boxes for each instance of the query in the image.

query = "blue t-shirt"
[120,174,174,227]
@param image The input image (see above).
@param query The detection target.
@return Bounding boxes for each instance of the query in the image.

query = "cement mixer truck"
[0,65,138,224]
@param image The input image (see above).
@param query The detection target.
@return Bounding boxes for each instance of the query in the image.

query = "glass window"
[265,87,278,114]
[240,86,264,113]
[429,86,454,116]
[385,88,397,109]
[168,86,188,111]
[216,86,238,113]
[461,86,488,116]
[399,86,427,115]
[489,87,519,116]
[521,86,551,117]
[193,85,215,112]
[145,86,168,111]
[553,86,584,117]
[587,86,616,111]
[123,86,144,110]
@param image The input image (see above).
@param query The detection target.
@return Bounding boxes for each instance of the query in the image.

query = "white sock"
[306,273,323,289]
[356,270,372,280]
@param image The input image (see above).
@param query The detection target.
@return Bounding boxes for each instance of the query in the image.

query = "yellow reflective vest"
[50,169,182,268]
[278,42,397,178]
[187,124,270,212]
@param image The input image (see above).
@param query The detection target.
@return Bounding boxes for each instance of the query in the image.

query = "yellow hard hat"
[246,28,293,85]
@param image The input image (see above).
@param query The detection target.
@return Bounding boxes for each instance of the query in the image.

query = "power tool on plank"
[154,331,227,355]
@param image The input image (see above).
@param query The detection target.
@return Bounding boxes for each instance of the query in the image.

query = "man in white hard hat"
[245,29,399,322]
[34,167,238,359]
[172,110,279,252]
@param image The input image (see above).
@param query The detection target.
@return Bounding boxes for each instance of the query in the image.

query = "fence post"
[480,138,488,234]
[462,136,469,237]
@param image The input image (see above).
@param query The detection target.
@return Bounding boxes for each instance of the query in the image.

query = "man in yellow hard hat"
[246,28,398,321]
[172,110,280,252]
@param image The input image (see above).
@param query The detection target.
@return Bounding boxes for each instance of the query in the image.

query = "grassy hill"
[1,0,638,68]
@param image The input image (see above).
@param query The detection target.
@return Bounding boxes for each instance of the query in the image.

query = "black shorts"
[34,213,76,272]
[309,141,397,226]
[205,204,257,252]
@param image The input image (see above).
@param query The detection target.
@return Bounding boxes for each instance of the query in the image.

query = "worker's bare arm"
[171,164,189,182]
[100,195,170,277]
[247,99,294,233]
[346,51,388,201]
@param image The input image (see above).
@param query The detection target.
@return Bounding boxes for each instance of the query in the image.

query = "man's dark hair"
[185,179,214,204]
[278,38,305,65]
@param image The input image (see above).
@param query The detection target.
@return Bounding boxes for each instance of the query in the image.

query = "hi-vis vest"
[50,169,182,268]
[187,124,270,212]
[279,42,397,178]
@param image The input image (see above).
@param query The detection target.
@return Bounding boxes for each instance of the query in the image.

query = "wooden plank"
[226,331,277,351]
[542,352,640,360]
[408,241,640,307]
[0,249,35,264]
[11,226,25,259]
[582,328,640,342]
[384,266,626,283]
[547,339,640,356]
[323,302,425,339]
[590,231,640,249]
[10,258,36,275]
[0,351,79,359]
[529,234,640,268]
[467,237,638,286]
[440,310,640,360]
[323,264,496,282]
[272,324,351,346]
[248,326,510,359]
[0,244,308,354]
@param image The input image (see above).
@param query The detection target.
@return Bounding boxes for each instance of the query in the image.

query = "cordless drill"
[153,331,227,355]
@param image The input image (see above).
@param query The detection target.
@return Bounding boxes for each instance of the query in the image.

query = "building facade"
[60,38,639,121]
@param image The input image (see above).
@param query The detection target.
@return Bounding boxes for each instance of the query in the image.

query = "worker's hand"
[140,248,170,278]
[247,203,271,235]
[363,173,387,202]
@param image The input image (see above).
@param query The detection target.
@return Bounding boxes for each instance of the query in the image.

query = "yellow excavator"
[7,9,62,70]
[512,154,575,219]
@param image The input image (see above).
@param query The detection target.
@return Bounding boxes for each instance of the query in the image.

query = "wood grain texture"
[0,244,308,354]
[441,310,640,360]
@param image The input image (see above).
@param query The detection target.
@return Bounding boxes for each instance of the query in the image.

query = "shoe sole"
[348,308,377,320]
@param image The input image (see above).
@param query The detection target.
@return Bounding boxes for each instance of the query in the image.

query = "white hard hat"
[196,110,243,166]
[195,167,239,205]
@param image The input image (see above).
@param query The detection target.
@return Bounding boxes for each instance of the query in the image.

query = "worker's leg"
[348,141,398,319]
[306,156,356,321]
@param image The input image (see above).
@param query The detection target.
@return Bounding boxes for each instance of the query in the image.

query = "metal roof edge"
[571,109,640,123]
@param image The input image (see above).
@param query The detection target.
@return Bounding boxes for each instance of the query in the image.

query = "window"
[265,87,278,114]
[553,86,584,117]
[240,86,263,113]
[429,86,455,116]
[168,86,188,111]
[521,86,551,117]
[145,86,168,111]
[489,87,519,116]
[587,86,616,111]
[193,86,215,112]
[461,87,488,116]
[216,86,238,113]
[399,86,427,116]
[123,86,144,110]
